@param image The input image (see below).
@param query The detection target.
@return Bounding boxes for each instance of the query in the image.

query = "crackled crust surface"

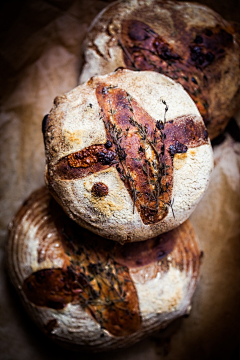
[43,69,213,243]
[7,187,201,352]
[79,0,240,139]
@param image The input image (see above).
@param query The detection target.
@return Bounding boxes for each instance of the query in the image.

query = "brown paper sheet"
[0,1,240,359]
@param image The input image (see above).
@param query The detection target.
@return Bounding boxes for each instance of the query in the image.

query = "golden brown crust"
[80,0,240,139]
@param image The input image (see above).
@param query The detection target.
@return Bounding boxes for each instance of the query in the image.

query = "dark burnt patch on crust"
[91,182,109,197]
[23,268,78,310]
[164,116,209,149]
[114,228,177,269]
[52,158,110,181]
[68,144,116,168]
[168,141,188,157]
[189,26,234,69]
[53,144,116,180]
[120,19,235,128]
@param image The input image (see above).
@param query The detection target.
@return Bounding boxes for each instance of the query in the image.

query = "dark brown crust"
[130,220,201,283]
[23,265,141,337]
[79,0,240,140]
[52,158,111,181]
[68,144,116,168]
[91,182,109,197]
[50,195,178,270]
[120,19,235,131]
[52,85,208,224]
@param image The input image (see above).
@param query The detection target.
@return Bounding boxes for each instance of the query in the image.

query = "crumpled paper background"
[0,1,240,359]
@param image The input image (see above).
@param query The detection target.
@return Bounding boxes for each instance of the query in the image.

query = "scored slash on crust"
[119,19,235,129]
[53,84,209,225]
[7,187,202,347]
[80,0,240,140]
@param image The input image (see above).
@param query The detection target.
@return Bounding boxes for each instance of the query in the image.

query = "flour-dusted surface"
[44,69,213,242]
[7,188,201,351]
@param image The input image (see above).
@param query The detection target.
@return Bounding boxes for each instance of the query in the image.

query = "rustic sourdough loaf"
[43,69,213,243]
[7,187,201,352]
[79,0,240,139]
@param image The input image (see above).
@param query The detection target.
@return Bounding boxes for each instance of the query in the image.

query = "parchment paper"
[0,1,240,359]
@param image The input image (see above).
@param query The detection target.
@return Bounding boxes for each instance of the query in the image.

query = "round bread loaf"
[7,187,201,352]
[43,69,213,243]
[79,0,240,139]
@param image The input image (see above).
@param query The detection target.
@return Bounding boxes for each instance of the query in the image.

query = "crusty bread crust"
[43,69,213,243]
[7,187,201,351]
[79,0,240,139]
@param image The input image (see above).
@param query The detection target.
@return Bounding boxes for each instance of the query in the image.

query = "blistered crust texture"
[7,188,201,352]
[80,0,240,139]
[44,69,213,243]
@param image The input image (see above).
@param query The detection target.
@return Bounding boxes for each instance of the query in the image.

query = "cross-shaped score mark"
[53,85,208,225]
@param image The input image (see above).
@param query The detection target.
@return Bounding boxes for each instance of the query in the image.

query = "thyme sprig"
[100,86,139,213]
[126,95,175,218]
[65,236,133,330]
[99,86,174,219]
